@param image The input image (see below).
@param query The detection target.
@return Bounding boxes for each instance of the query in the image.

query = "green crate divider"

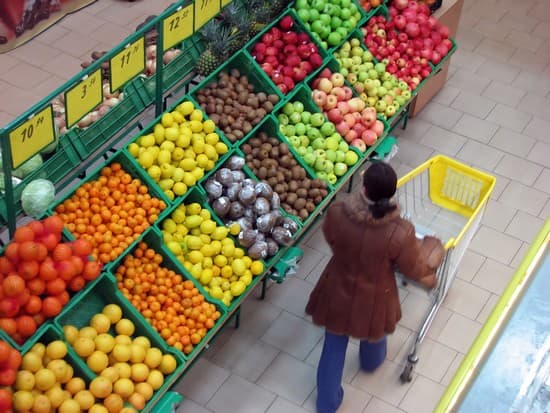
[244,8,329,96]
[238,114,334,231]
[66,82,147,161]
[155,187,267,315]
[0,131,82,225]
[111,225,226,366]
[123,96,233,205]
[47,150,171,267]
[189,50,285,146]
[151,391,182,413]
[54,272,187,412]
[20,323,94,383]
[276,84,365,190]
[138,34,205,106]
[199,148,302,269]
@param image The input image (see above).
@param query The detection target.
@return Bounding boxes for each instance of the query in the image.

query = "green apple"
[375,100,387,113]
[289,136,301,148]
[366,96,378,107]
[338,141,349,152]
[310,113,325,127]
[282,103,294,116]
[314,158,327,172]
[325,136,339,151]
[297,9,310,22]
[334,162,348,176]
[344,150,359,166]
[362,51,374,62]
[377,87,388,98]
[289,112,302,124]
[312,137,326,150]
[303,153,316,166]
[295,122,307,136]
[324,160,334,174]
[385,105,397,117]
[374,63,386,74]
[313,149,326,159]
[325,149,337,162]
[301,111,312,124]
[327,173,338,185]
[335,151,346,163]
[285,124,296,136]
[317,171,328,181]
[297,146,308,157]
[320,122,336,137]
[300,135,310,147]
[278,114,289,125]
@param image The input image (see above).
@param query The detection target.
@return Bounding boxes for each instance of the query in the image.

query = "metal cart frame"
[395,155,496,382]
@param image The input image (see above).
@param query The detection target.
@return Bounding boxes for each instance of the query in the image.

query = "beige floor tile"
[206,375,276,413]
[437,313,482,353]
[443,278,491,320]
[450,91,496,119]
[455,27,484,51]
[495,154,543,186]
[518,93,550,122]
[175,358,230,405]
[417,101,464,131]
[533,20,550,38]
[305,338,360,384]
[420,125,467,155]
[470,225,522,265]
[472,20,512,43]
[387,325,412,362]
[50,31,104,58]
[267,397,310,413]
[509,49,549,74]
[425,306,454,341]
[499,181,548,216]
[482,80,526,107]
[294,245,325,280]
[261,311,323,360]
[177,398,214,413]
[363,397,406,413]
[540,199,550,219]
[499,9,540,32]
[490,128,537,157]
[456,249,486,282]
[303,383,372,413]
[524,117,550,143]
[232,339,280,383]
[510,242,532,269]
[257,353,316,405]
[474,38,517,62]
[394,140,434,168]
[451,49,486,72]
[505,210,545,243]
[7,41,63,67]
[472,258,515,295]
[0,52,21,72]
[398,293,431,333]
[265,277,313,318]
[32,75,67,100]
[456,138,505,170]
[505,29,544,53]
[393,118,432,143]
[475,59,521,85]
[42,53,84,81]
[304,255,330,286]
[0,85,38,116]
[470,2,508,23]
[210,329,258,369]
[351,359,415,406]
[447,68,491,95]
[90,22,133,46]
[440,353,465,387]
[239,295,283,338]
[3,63,54,90]
[304,226,331,255]
[429,83,460,107]
[527,141,550,167]
[58,11,107,35]
[511,71,550,97]
[451,113,499,144]
[486,103,533,133]
[482,199,518,232]
[399,376,446,413]
[0,111,15,127]
[476,293,500,324]
[534,169,550,194]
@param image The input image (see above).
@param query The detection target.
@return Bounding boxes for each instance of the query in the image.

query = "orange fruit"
[16,315,37,339]
[42,297,63,318]
[43,216,64,235]
[2,274,25,297]
[13,226,34,243]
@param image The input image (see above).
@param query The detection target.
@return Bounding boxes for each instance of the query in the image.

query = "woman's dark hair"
[363,162,397,219]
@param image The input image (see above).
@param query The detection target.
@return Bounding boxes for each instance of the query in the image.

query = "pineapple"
[195,22,233,76]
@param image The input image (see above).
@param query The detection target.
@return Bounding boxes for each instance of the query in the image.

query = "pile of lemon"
[161,202,264,307]
[16,304,178,413]
[128,101,229,201]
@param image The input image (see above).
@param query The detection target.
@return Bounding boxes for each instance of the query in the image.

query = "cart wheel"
[400,363,414,383]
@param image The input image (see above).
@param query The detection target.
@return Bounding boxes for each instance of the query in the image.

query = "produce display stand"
[0,0,458,410]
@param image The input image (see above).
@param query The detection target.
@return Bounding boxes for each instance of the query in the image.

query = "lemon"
[162,218,177,233]
[13,390,34,411]
[116,319,135,336]
[180,125,193,136]
[206,160,215,170]
[172,147,185,162]
[211,226,229,241]
[183,261,193,271]
[211,240,222,255]
[30,342,46,358]
[90,376,113,399]
[191,167,205,181]
[250,260,264,275]
[202,119,216,133]
[210,285,224,299]
[214,254,228,267]
[196,153,209,168]
[190,263,203,278]
[192,139,205,154]
[22,351,43,372]
[189,109,203,121]
[166,241,182,256]
[133,336,151,350]
[215,142,229,155]
[147,165,162,181]
[221,265,233,278]
[203,257,213,269]
[146,145,160,158]
[177,101,194,115]
[138,152,154,169]
[171,111,184,124]
[179,158,196,171]
[47,359,68,382]
[230,280,246,297]
[127,142,140,157]
[199,268,213,285]
[186,235,203,250]
[221,243,235,257]
[204,144,218,160]
[209,277,222,287]
[229,222,241,236]
[131,363,150,382]
[160,141,175,152]
[231,258,246,276]
[159,179,174,191]
[197,219,214,235]
[233,247,245,258]
[222,296,232,307]
[242,256,252,268]
[35,368,56,391]
[164,126,179,142]
[73,337,95,358]
[16,370,35,391]
[199,234,211,244]
[160,163,175,179]
[144,348,163,369]
[189,120,203,133]
[205,132,219,145]
[173,182,188,196]
[240,272,253,286]
[74,390,95,410]
[90,313,111,334]
[171,167,185,182]
[186,203,201,215]
[164,190,175,201]
[95,333,116,354]
[153,124,165,141]
[161,113,174,127]
[139,134,155,148]
[200,244,215,258]
[176,133,191,148]
[188,250,203,264]
[101,366,119,382]
[185,215,202,229]
[87,351,109,373]
[157,149,172,165]
[171,208,186,224]
[176,224,188,237]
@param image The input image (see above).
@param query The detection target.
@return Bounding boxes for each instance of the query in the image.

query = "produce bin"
[189,50,285,146]
[55,273,186,412]
[0,132,81,225]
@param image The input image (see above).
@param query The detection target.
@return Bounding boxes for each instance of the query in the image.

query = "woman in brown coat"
[306,162,445,413]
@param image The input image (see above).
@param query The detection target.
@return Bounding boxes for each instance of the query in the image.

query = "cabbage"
[12,154,44,179]
[21,179,55,218]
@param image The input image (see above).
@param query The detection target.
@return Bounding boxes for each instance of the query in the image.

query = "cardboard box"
[409,0,464,117]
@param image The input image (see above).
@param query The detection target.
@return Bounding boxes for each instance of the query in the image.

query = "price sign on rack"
[110,37,145,92]
[65,69,103,129]
[195,0,221,30]
[163,3,194,51]
[8,106,56,169]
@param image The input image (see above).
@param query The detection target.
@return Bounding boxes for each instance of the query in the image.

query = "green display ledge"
[435,218,550,412]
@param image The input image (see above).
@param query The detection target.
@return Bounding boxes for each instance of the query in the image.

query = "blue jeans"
[316,331,387,413]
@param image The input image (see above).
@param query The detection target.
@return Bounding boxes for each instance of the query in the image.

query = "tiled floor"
[1,0,549,412]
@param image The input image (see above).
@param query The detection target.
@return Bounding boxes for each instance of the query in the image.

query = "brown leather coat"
[305,191,445,341]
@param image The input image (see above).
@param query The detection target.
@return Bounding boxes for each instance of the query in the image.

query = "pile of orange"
[54,162,167,264]
[0,340,21,411]
[0,216,101,344]
[114,242,221,354]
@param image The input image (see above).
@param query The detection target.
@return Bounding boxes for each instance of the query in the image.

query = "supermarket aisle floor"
[1,0,550,412]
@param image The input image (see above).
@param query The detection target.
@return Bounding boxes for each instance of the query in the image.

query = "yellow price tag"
[195,0,220,30]
[110,37,145,92]
[163,4,194,51]
[221,0,232,6]
[9,106,55,169]
[65,69,103,129]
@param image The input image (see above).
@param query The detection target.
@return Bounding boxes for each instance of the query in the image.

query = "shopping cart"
[395,155,496,382]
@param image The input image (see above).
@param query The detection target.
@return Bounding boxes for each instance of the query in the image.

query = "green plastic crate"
[151,391,182,412]
[67,82,147,161]
[108,225,228,362]
[245,8,330,95]
[238,115,333,232]
[189,50,285,146]
[54,272,186,412]
[155,187,267,315]
[0,132,81,225]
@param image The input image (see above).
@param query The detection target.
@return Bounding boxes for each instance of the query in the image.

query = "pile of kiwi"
[242,132,329,221]
[194,69,280,143]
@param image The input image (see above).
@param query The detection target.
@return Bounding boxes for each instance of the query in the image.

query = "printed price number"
[195,0,220,30]
[163,3,194,51]
[110,37,145,92]
[8,106,55,169]
[65,69,103,129]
